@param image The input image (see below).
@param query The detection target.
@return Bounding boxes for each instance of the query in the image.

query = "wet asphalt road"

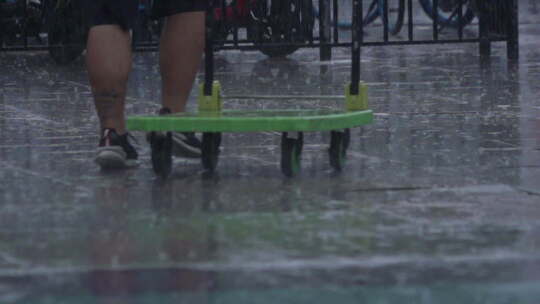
[0,3,539,303]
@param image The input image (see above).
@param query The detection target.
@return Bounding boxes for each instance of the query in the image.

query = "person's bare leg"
[159,12,205,113]
[86,25,132,135]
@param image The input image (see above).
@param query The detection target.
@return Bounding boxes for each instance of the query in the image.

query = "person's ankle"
[158,107,172,115]
[101,126,126,136]
[161,104,185,114]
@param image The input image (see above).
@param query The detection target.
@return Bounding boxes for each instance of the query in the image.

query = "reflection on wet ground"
[1,19,540,304]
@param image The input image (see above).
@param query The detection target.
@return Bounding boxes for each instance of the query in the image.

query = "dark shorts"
[88,0,209,31]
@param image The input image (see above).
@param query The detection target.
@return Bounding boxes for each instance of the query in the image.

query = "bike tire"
[418,0,476,28]
[47,1,87,65]
[313,0,380,28]
[249,0,314,58]
[379,0,406,35]
[312,0,402,35]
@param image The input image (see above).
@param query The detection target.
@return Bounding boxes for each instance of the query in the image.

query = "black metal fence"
[202,0,519,58]
[0,0,521,94]
[201,0,520,96]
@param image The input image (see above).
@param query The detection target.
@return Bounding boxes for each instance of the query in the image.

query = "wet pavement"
[1,4,540,304]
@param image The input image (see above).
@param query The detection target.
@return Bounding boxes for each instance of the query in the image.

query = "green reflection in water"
[24,281,540,304]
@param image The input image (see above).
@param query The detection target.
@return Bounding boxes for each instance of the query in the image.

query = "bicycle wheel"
[322,0,402,35]
[47,0,87,64]
[378,0,405,35]
[418,0,476,29]
[248,0,314,58]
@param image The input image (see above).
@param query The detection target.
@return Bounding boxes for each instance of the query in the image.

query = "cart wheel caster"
[149,131,173,178]
[281,132,303,177]
[202,132,222,172]
[329,129,350,171]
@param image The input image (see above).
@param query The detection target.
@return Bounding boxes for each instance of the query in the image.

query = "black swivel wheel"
[281,132,304,177]
[329,129,350,171]
[202,132,222,173]
[149,131,173,179]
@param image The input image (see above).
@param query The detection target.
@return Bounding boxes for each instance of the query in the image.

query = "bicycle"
[315,0,475,35]
[313,0,405,35]
[213,0,315,58]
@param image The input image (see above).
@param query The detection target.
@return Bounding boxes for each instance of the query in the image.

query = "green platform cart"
[127,0,373,178]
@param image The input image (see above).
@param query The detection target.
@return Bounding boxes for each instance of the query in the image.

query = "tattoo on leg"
[94,90,122,127]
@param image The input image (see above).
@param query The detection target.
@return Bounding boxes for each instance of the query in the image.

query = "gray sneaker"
[153,107,202,158]
[95,129,139,169]
[172,132,201,158]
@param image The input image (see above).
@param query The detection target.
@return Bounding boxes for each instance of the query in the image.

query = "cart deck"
[127,108,373,133]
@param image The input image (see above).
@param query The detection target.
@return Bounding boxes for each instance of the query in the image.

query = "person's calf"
[86,25,132,134]
[159,11,205,113]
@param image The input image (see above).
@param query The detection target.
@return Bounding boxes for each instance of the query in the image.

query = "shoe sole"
[95,147,138,169]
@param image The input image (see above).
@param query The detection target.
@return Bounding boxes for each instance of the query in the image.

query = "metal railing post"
[205,6,215,96]
[333,0,339,44]
[319,0,332,61]
[478,2,491,59]
[507,0,519,60]
[433,0,439,41]
[351,0,363,95]
[408,0,414,41]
